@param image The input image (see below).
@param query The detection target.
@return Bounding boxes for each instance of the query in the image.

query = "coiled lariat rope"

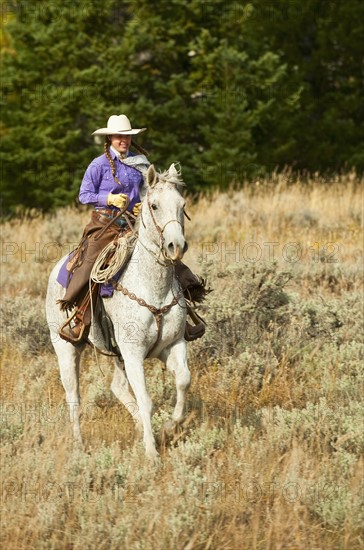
[90,232,138,284]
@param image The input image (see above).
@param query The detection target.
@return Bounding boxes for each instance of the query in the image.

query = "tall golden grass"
[1,174,363,549]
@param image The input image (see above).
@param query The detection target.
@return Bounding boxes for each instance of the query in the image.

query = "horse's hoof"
[146,449,160,465]
[157,420,180,449]
[162,420,178,439]
[72,439,84,452]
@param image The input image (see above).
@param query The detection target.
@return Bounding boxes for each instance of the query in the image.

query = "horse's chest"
[142,307,184,342]
[104,295,184,346]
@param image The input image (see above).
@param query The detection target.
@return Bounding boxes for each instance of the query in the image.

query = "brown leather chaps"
[59,210,122,312]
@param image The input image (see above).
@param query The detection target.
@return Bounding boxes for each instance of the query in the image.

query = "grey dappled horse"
[46,164,190,460]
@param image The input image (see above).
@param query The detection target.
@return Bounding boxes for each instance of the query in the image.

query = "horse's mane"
[157,163,185,191]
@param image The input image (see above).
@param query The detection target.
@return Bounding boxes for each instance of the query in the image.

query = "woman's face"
[110,134,132,155]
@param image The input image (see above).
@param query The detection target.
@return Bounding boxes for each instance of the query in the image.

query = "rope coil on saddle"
[90,231,138,284]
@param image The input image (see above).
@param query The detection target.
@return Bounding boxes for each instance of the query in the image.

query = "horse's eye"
[151,204,158,211]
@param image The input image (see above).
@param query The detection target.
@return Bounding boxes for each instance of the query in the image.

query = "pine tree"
[106,0,296,188]
[249,0,364,172]
[2,0,362,214]
[1,0,124,213]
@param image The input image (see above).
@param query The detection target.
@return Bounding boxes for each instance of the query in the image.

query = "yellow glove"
[132,202,142,216]
[107,193,128,209]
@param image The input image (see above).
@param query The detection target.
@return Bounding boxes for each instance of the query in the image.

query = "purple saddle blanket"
[56,253,115,298]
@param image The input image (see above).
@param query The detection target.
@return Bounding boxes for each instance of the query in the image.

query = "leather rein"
[139,192,185,266]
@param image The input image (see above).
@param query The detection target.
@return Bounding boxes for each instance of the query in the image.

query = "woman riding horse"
[58,114,206,343]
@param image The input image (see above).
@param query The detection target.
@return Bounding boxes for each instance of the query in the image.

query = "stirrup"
[184,321,205,342]
[59,310,86,344]
[184,304,206,342]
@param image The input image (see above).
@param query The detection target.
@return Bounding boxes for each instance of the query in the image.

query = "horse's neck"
[122,232,175,300]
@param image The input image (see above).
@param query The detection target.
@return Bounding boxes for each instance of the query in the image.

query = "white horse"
[45,164,190,460]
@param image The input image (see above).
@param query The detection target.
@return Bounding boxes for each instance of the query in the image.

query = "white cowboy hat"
[92,114,147,135]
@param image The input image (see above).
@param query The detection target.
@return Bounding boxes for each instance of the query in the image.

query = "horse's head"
[141,163,188,263]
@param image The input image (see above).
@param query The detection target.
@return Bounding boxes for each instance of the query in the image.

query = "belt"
[95,208,127,227]
[95,208,122,218]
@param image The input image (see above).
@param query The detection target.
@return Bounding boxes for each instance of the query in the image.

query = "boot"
[59,282,99,345]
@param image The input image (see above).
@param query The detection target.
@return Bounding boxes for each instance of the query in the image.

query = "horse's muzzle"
[167,241,187,261]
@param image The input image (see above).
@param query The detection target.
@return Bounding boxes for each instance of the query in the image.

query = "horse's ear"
[146,164,157,188]
[168,163,180,178]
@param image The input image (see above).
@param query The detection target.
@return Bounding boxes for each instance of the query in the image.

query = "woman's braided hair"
[104,136,149,186]
[104,138,121,185]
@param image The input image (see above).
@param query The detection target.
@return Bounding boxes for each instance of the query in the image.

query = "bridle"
[114,188,186,355]
[139,190,185,266]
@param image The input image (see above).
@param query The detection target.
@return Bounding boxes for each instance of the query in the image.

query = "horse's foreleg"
[122,356,158,461]
[160,340,190,431]
[53,340,83,447]
[110,358,143,430]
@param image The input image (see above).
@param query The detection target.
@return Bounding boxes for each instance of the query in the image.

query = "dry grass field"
[1,173,363,549]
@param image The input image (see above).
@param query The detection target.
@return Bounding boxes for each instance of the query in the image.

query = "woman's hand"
[132,202,142,216]
[107,193,129,209]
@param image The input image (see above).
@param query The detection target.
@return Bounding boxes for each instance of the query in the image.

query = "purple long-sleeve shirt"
[79,149,144,211]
